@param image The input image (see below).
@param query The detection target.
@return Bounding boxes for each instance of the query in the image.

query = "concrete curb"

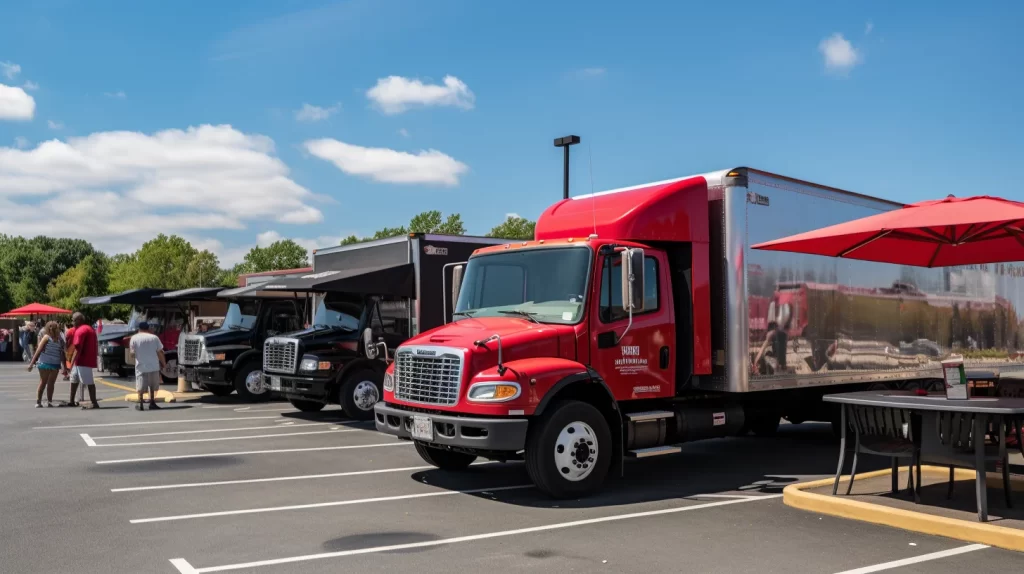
[784,465,1024,553]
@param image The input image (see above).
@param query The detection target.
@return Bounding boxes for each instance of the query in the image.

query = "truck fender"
[532,367,618,417]
[230,349,261,376]
[334,358,386,386]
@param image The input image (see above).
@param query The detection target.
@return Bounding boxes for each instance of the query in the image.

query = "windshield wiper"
[452,310,476,318]
[497,309,540,323]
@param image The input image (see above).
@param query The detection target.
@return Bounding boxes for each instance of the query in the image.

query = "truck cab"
[178,296,308,401]
[263,294,408,418]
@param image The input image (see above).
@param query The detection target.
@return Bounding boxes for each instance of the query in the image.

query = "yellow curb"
[123,390,176,403]
[97,378,176,403]
[784,465,1024,553]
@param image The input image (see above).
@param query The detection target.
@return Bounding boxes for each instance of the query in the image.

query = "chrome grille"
[394,346,463,406]
[263,338,299,374]
[180,336,204,365]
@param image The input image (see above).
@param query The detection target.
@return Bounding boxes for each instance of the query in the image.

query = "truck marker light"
[383,373,394,391]
[318,361,331,370]
[509,409,525,416]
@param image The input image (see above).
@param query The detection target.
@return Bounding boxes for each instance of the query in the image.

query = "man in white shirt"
[129,322,166,411]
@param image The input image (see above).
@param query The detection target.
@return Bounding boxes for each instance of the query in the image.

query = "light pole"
[553,135,580,200]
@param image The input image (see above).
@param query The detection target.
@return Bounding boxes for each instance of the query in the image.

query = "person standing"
[129,322,165,411]
[68,312,100,409]
[27,322,68,408]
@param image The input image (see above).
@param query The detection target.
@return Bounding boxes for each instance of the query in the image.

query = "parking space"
[0,361,1021,573]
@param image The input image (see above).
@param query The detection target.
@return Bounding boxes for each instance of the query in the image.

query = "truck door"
[590,250,675,401]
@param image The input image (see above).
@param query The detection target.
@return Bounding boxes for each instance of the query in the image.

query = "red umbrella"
[751,195,1024,267]
[0,302,73,317]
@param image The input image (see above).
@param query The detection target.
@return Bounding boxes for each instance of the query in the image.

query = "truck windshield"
[455,246,591,324]
[223,302,257,330]
[313,296,362,331]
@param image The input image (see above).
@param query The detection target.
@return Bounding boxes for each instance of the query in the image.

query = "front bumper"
[265,373,331,400]
[182,365,230,387]
[374,402,529,452]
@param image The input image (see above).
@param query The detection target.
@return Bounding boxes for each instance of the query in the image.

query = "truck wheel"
[525,400,612,499]
[339,369,382,420]
[289,399,325,413]
[206,385,234,397]
[116,365,129,378]
[414,442,476,470]
[161,359,177,385]
[233,362,269,402]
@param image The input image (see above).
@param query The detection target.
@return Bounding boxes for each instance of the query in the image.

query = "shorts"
[136,370,161,393]
[71,366,95,386]
[38,363,61,370]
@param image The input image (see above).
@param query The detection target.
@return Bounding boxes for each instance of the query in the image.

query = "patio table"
[825,391,1024,521]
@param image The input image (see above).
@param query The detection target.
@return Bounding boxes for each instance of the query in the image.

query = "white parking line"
[134,484,531,524]
[92,421,338,439]
[33,416,280,430]
[111,462,495,492]
[90,428,361,447]
[832,544,988,573]
[96,441,409,464]
[168,494,782,572]
[80,433,97,447]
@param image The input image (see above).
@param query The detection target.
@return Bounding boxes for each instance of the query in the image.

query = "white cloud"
[398,128,409,138]
[366,75,474,115]
[0,124,323,255]
[104,90,127,99]
[819,33,860,73]
[13,136,29,149]
[295,102,340,122]
[22,80,39,91]
[0,61,21,80]
[865,21,874,35]
[0,83,35,120]
[305,138,468,186]
[575,67,606,78]
[47,119,63,130]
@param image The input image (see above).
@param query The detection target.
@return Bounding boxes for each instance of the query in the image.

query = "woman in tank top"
[28,321,67,407]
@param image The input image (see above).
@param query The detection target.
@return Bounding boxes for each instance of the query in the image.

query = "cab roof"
[534,170,725,244]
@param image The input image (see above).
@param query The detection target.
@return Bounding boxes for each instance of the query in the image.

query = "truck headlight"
[467,382,521,402]
[300,358,318,372]
[383,372,394,391]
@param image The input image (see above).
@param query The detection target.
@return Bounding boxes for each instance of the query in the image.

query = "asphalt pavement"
[0,361,1021,573]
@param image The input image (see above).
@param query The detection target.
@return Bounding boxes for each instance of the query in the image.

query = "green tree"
[47,254,110,318]
[0,234,96,306]
[487,215,536,240]
[236,239,309,274]
[340,211,466,246]
[185,250,223,287]
[371,226,408,240]
[107,235,220,291]
[339,235,362,246]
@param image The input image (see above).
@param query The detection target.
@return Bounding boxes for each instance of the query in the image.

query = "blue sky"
[1,0,1021,265]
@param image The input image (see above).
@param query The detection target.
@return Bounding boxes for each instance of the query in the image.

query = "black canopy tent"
[259,262,415,298]
[80,288,171,306]
[152,287,226,301]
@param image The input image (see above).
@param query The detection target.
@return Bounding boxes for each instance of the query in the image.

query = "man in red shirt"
[68,312,100,409]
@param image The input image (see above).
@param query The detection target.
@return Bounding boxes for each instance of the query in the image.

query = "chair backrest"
[934,411,978,449]
[849,406,913,440]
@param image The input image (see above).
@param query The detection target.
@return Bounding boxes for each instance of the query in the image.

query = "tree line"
[0,211,535,317]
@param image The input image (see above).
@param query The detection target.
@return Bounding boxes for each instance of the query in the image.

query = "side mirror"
[363,328,378,360]
[620,248,646,313]
[451,264,464,315]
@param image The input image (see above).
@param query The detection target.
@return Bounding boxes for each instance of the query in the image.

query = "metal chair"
[833,405,918,500]
[918,411,1013,514]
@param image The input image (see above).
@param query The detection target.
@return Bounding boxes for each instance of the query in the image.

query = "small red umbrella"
[751,195,1024,267]
[0,302,73,317]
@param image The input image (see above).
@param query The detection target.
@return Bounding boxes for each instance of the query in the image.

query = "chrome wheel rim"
[353,380,379,411]
[246,370,266,394]
[554,421,598,482]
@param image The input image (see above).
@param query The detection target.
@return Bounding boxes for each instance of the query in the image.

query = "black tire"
[116,365,129,378]
[338,368,382,420]
[414,442,476,470]
[206,385,234,397]
[233,361,269,402]
[525,400,612,499]
[289,398,325,412]
[748,413,781,437]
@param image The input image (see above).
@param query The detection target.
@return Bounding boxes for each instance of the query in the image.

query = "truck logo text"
[746,192,770,206]
[423,245,448,256]
[615,345,648,375]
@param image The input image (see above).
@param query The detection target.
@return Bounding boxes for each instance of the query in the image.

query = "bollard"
[177,375,191,393]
